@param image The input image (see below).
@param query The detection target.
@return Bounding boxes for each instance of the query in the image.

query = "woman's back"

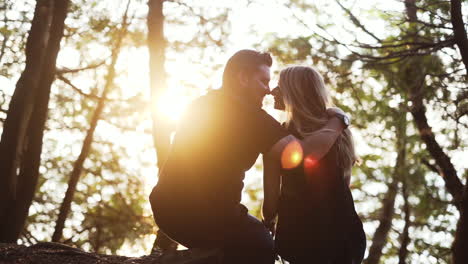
[275,126,366,263]
[268,65,366,263]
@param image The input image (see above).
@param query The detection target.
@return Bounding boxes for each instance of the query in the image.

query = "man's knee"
[224,215,275,262]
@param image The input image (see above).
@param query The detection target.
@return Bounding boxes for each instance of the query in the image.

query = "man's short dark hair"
[222,50,272,89]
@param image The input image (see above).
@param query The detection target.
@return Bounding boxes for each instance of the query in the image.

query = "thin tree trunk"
[147,0,177,251]
[398,179,411,264]
[0,0,70,243]
[453,182,468,264]
[94,206,102,253]
[449,0,468,76]
[365,180,398,264]
[409,90,464,206]
[0,0,54,241]
[51,2,131,242]
[365,118,406,264]
[0,0,54,231]
[148,0,171,170]
[404,0,417,22]
[450,0,468,252]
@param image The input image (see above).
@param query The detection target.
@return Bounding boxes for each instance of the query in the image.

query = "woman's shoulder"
[285,122,304,139]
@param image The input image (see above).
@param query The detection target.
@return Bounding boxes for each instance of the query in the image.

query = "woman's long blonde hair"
[279,66,357,179]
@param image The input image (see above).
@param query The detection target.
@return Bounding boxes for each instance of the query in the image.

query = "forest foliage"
[0,0,466,263]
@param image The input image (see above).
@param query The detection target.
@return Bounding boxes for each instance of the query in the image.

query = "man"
[149,50,349,263]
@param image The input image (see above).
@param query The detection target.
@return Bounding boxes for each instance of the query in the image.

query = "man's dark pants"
[150,189,275,264]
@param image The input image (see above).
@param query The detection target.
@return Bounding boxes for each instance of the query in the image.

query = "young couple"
[149,50,366,264]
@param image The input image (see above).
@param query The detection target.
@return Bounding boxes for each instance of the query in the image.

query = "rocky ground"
[0,242,222,264]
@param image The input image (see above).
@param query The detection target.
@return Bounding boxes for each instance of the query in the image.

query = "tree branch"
[421,158,441,174]
[409,82,464,207]
[351,38,455,61]
[335,0,381,42]
[56,60,106,74]
[56,74,103,100]
[450,0,468,76]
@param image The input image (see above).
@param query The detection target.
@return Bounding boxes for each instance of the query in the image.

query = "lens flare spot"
[281,140,303,169]
[304,156,317,168]
[304,155,318,176]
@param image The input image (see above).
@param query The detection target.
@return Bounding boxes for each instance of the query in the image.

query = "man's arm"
[262,150,281,233]
[266,116,346,167]
[300,116,345,160]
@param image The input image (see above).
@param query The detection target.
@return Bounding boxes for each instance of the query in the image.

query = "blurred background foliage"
[0,0,466,263]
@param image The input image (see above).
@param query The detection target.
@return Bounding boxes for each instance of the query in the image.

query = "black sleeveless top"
[275,124,366,264]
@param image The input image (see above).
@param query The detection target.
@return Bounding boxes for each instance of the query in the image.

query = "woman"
[263,66,366,263]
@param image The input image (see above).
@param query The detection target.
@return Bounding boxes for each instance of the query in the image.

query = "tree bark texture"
[398,180,411,264]
[0,0,70,242]
[51,3,130,242]
[453,182,468,264]
[449,0,468,76]
[409,90,464,207]
[0,0,54,233]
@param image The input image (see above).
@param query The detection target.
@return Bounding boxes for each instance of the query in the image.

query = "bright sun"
[153,91,189,123]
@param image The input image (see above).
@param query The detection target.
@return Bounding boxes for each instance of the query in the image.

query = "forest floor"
[0,242,222,264]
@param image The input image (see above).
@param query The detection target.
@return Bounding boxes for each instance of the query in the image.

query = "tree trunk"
[0,0,54,237]
[147,0,177,251]
[93,206,103,253]
[147,0,172,170]
[365,179,398,264]
[409,52,468,264]
[404,0,417,22]
[51,3,130,242]
[398,179,411,264]
[409,89,464,207]
[453,181,468,264]
[365,118,406,264]
[0,0,70,243]
[449,0,468,76]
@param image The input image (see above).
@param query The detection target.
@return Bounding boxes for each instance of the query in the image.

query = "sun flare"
[281,140,303,170]
[153,92,189,123]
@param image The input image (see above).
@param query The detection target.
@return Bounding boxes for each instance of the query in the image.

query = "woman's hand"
[262,217,277,235]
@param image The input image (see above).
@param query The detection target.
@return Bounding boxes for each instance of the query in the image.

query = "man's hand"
[326,107,350,129]
[326,107,346,118]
